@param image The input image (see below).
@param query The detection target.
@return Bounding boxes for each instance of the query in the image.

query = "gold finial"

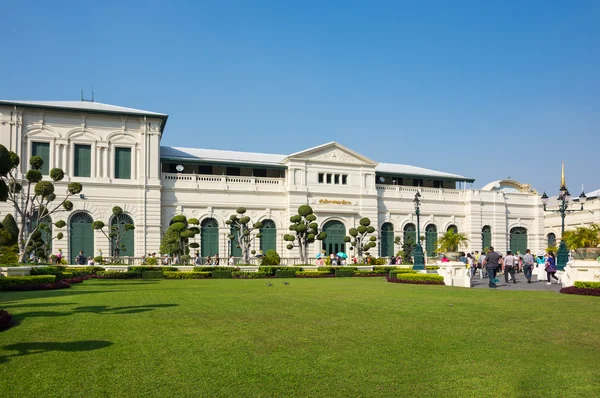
[560,162,566,190]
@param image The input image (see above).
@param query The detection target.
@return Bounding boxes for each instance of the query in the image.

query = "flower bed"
[560,286,600,296]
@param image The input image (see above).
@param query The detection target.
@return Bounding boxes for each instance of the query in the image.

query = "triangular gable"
[281,142,378,166]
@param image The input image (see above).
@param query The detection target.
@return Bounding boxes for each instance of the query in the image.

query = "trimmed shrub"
[335,270,354,277]
[389,273,444,284]
[0,309,12,331]
[373,257,387,265]
[142,257,159,265]
[95,271,140,279]
[0,275,56,290]
[353,270,388,276]
[275,269,297,278]
[260,249,281,266]
[389,269,418,278]
[560,286,600,296]
[315,266,357,275]
[131,266,177,273]
[141,271,164,279]
[373,266,398,272]
[85,266,105,275]
[296,271,331,277]
[574,281,600,289]
[426,266,440,270]
[212,270,233,279]
[163,271,211,279]
[193,266,238,272]
[259,266,303,276]
[232,271,269,279]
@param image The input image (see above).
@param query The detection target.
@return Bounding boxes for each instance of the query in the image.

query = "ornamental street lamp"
[412,192,425,270]
[540,163,587,271]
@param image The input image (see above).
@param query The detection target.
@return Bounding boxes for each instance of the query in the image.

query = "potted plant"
[435,230,470,261]
[563,224,600,261]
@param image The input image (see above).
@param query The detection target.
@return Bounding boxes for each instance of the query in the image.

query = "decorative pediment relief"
[283,142,378,166]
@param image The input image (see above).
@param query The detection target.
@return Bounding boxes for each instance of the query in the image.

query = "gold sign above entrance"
[319,199,352,205]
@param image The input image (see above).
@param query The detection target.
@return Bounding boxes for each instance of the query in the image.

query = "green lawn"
[1,278,599,397]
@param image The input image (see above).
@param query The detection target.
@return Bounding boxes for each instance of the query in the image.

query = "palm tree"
[563,224,600,249]
[435,230,470,253]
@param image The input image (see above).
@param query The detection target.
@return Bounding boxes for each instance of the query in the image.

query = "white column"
[103,146,109,179]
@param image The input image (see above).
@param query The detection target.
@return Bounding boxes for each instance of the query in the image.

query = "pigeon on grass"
[266,283,273,287]
[283,282,290,285]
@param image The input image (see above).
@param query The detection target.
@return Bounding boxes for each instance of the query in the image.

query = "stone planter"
[0,266,32,277]
[444,251,461,261]
[573,247,600,261]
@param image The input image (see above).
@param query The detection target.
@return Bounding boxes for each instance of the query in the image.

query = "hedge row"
[387,273,445,285]
[212,270,233,279]
[388,270,418,278]
[141,271,165,279]
[275,269,297,278]
[232,272,270,279]
[95,271,140,279]
[163,272,211,279]
[574,281,600,289]
[296,271,331,277]
[132,266,178,273]
[259,266,304,276]
[0,275,56,290]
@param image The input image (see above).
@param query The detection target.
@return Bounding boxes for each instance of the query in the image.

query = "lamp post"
[540,163,587,271]
[412,192,425,270]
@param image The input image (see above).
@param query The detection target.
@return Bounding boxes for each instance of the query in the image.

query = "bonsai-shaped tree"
[39,219,66,259]
[92,207,135,261]
[225,207,262,264]
[0,144,82,263]
[395,236,416,263]
[562,224,600,250]
[160,215,200,263]
[435,230,469,253]
[344,217,376,262]
[283,205,327,264]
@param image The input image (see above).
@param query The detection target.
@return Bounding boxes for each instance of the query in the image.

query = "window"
[342,175,347,185]
[326,174,332,184]
[199,165,213,175]
[318,173,324,183]
[253,168,267,177]
[74,144,91,177]
[114,147,131,179]
[334,174,340,184]
[433,180,442,188]
[413,178,424,187]
[31,142,50,175]
[226,167,241,176]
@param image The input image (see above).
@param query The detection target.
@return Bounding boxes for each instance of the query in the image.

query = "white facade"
[0,100,546,262]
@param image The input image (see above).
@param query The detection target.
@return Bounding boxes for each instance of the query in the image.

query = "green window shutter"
[74,145,91,177]
[115,147,132,179]
[31,142,50,175]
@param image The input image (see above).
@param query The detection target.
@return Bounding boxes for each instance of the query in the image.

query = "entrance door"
[259,220,277,253]
[404,223,416,245]
[201,218,219,257]
[322,221,346,255]
[482,226,492,251]
[510,227,527,254]
[230,226,241,257]
[380,223,394,257]
[425,224,437,256]
[70,212,94,262]
[111,214,134,257]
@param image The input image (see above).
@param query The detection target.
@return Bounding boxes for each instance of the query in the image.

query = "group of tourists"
[477,247,560,288]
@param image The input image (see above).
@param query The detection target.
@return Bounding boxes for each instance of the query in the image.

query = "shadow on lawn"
[0,340,113,364]
[2,302,79,309]
[14,303,178,323]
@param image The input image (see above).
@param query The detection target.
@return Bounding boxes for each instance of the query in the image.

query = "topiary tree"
[0,145,80,263]
[260,249,281,266]
[345,217,377,262]
[395,236,416,263]
[283,205,327,264]
[159,215,200,262]
[92,207,135,261]
[39,219,66,259]
[225,207,263,264]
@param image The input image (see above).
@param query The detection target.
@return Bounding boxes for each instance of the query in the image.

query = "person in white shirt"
[503,251,517,284]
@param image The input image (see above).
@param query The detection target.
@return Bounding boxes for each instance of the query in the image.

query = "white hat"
[537,250,545,257]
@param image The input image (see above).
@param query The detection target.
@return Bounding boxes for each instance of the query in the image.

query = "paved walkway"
[470,272,562,292]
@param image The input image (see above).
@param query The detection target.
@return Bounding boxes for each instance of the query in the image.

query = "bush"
[163,271,211,279]
[193,266,238,272]
[389,273,444,284]
[0,275,57,290]
[296,271,331,277]
[212,270,233,279]
[388,269,418,278]
[93,256,106,265]
[232,271,269,279]
[373,266,398,272]
[560,286,600,296]
[132,266,177,273]
[353,270,388,276]
[260,249,281,266]
[574,281,600,289]
[373,257,387,265]
[0,309,12,331]
[335,270,354,277]
[275,269,297,278]
[95,271,140,279]
[85,266,105,275]
[315,266,357,275]
[143,257,159,265]
[259,266,303,276]
[142,271,164,279]
[426,266,440,270]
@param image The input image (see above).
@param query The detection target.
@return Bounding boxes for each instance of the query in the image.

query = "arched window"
[70,212,94,262]
[230,226,241,258]
[380,223,394,257]
[31,215,53,258]
[482,226,492,251]
[260,219,277,253]
[110,214,134,257]
[425,224,437,257]
[510,227,528,254]
[201,218,219,257]
[403,223,416,245]
[322,221,346,255]
[547,233,556,248]
[447,225,458,233]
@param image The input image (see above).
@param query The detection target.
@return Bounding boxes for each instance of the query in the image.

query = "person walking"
[467,253,475,278]
[503,251,517,284]
[545,251,559,285]
[76,251,86,265]
[522,249,535,283]
[483,247,503,288]
[477,251,486,279]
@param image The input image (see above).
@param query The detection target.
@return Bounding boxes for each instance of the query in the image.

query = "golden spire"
[560,162,566,190]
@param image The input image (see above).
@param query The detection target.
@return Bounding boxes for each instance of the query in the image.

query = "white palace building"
[0,100,551,263]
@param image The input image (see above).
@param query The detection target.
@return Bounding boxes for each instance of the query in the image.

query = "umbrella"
[316,253,322,259]
[336,252,348,259]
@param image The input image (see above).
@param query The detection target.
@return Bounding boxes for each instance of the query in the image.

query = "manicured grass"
[1,278,600,397]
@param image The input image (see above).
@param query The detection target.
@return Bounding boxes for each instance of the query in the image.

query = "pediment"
[283,142,378,166]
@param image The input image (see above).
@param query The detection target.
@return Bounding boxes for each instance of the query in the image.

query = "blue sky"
[2,0,598,196]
